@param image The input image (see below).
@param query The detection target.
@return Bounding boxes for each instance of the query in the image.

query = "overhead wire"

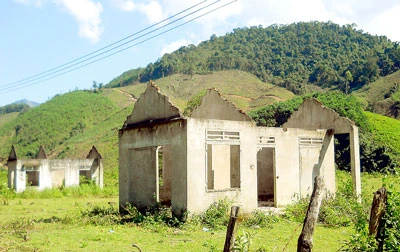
[0,0,208,89]
[0,0,237,94]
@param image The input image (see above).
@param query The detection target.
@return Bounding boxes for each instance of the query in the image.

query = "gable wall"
[284,98,354,134]
[124,83,181,127]
[190,89,252,122]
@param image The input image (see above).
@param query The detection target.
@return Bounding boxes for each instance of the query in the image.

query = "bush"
[242,210,279,228]
[200,198,231,228]
[343,178,400,251]
[284,172,367,227]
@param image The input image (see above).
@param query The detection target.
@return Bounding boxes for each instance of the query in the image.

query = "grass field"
[0,197,352,251]
[1,169,398,251]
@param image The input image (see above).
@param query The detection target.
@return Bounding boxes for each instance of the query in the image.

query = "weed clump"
[242,210,279,229]
[200,198,231,229]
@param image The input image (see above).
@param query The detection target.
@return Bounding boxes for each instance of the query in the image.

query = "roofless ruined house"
[119,82,361,216]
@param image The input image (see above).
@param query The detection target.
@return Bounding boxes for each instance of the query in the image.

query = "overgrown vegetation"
[342,178,400,251]
[106,22,400,96]
[0,103,30,115]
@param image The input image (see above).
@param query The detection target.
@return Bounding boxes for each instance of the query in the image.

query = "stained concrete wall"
[119,119,188,216]
[186,118,258,214]
[256,127,334,206]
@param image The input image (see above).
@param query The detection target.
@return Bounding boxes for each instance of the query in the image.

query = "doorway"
[257,147,275,207]
[157,145,172,206]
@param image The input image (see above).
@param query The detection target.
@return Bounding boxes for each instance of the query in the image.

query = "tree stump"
[297,176,325,252]
[223,206,240,252]
[369,187,387,250]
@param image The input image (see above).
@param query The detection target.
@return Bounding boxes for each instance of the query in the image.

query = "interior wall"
[128,147,157,209]
[299,146,322,197]
[230,145,240,188]
[257,147,274,200]
[51,169,65,187]
[158,145,172,205]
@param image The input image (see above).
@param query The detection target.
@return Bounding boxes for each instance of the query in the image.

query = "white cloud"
[55,0,103,43]
[161,39,191,55]
[365,4,400,41]
[137,1,166,23]
[111,0,136,11]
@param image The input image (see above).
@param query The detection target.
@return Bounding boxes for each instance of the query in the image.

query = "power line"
[1,0,236,92]
[0,0,237,94]
[0,0,223,92]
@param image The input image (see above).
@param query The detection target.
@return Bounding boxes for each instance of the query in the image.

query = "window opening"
[206,144,240,190]
[299,137,323,145]
[258,136,275,145]
[79,170,92,185]
[206,130,240,141]
[25,166,39,186]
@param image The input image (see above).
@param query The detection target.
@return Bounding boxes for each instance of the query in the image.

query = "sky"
[1,0,400,106]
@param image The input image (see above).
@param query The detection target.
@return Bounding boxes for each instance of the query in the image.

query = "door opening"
[157,146,172,206]
[257,147,275,207]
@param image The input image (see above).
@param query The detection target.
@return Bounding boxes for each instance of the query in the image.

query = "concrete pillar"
[350,125,361,202]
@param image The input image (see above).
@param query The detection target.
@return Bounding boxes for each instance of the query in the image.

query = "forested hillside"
[107,21,400,96]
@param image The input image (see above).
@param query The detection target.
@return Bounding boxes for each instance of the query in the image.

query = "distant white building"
[7,145,103,192]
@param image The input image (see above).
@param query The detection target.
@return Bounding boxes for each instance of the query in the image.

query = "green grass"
[0,196,351,251]
[365,111,400,160]
[0,171,396,251]
[0,112,19,128]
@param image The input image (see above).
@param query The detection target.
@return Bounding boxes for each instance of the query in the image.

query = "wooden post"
[369,187,387,251]
[297,176,325,252]
[223,206,240,252]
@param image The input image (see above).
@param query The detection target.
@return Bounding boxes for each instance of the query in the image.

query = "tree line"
[0,104,30,115]
[106,21,400,95]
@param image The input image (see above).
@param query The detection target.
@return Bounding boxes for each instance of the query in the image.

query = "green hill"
[118,70,294,110]
[354,70,400,119]
[107,22,400,96]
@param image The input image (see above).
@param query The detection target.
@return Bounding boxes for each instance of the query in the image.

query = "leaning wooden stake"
[369,187,387,251]
[223,205,240,252]
[297,176,325,252]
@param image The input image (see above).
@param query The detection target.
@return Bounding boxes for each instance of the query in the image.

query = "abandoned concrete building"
[7,145,103,192]
[119,82,361,216]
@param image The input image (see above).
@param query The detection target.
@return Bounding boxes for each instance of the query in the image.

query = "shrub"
[342,178,400,251]
[284,172,367,227]
[200,198,232,228]
[242,210,279,228]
